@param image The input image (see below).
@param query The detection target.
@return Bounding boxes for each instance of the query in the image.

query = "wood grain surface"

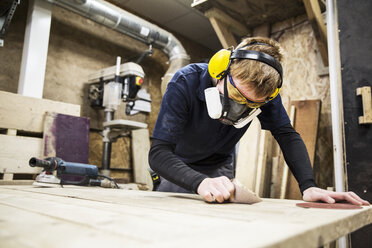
[0,185,371,248]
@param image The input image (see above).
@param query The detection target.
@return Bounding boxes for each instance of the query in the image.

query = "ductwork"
[45,0,190,95]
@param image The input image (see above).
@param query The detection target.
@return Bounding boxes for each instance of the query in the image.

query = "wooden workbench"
[0,185,371,248]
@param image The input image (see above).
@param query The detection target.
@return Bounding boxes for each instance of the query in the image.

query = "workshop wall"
[271,15,333,189]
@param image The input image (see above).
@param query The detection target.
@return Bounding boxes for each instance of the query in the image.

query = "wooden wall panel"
[286,100,321,200]
[0,134,42,174]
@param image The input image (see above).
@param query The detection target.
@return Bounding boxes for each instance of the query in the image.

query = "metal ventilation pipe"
[46,0,190,94]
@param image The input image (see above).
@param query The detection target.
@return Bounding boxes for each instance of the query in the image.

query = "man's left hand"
[303,187,370,206]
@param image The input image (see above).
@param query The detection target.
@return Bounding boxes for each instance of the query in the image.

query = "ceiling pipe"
[45,0,190,95]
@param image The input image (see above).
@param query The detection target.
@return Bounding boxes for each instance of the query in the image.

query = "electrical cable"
[97,174,120,189]
[271,19,308,40]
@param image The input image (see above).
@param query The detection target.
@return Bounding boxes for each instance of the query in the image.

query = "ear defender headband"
[208,45,283,100]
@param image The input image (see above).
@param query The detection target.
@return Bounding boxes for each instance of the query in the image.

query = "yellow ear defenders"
[208,46,283,102]
[208,48,233,80]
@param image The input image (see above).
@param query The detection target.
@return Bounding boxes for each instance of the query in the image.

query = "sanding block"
[229,179,262,204]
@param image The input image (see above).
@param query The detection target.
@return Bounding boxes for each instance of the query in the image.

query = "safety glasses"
[227,74,280,108]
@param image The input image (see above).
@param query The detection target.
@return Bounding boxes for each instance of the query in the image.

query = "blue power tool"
[29,157,119,188]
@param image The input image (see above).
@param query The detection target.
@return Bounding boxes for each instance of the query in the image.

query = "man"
[148,37,369,205]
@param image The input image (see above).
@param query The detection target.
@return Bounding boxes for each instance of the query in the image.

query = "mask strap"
[222,76,230,118]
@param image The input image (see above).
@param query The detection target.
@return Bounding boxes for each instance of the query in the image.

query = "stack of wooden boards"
[0,91,81,183]
[0,91,152,188]
[236,99,321,200]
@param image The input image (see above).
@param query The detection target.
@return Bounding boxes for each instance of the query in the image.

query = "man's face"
[216,75,268,108]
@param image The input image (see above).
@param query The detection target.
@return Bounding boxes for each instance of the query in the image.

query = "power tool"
[29,157,119,188]
[87,56,150,176]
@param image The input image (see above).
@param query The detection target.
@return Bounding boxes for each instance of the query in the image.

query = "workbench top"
[0,185,371,248]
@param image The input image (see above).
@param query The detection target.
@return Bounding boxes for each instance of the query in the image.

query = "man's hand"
[197,176,235,203]
[303,187,370,206]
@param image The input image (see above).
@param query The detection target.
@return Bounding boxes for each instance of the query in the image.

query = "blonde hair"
[229,37,283,98]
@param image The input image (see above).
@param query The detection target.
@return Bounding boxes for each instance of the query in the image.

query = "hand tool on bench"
[29,157,119,188]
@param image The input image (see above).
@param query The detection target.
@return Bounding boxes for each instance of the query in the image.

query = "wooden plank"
[255,130,271,197]
[235,118,261,191]
[131,129,152,188]
[0,180,34,185]
[270,156,279,198]
[3,173,13,181]
[356,86,372,124]
[1,188,277,246]
[205,8,249,36]
[280,105,296,199]
[0,90,80,133]
[0,204,138,247]
[262,133,274,198]
[208,16,237,48]
[6,129,17,136]
[42,112,56,157]
[274,152,287,198]
[0,186,372,248]
[303,0,328,66]
[286,100,321,200]
[0,135,42,174]
[270,132,282,198]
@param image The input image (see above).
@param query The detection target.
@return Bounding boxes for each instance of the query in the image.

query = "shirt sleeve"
[271,123,317,193]
[148,138,207,192]
[152,80,189,144]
